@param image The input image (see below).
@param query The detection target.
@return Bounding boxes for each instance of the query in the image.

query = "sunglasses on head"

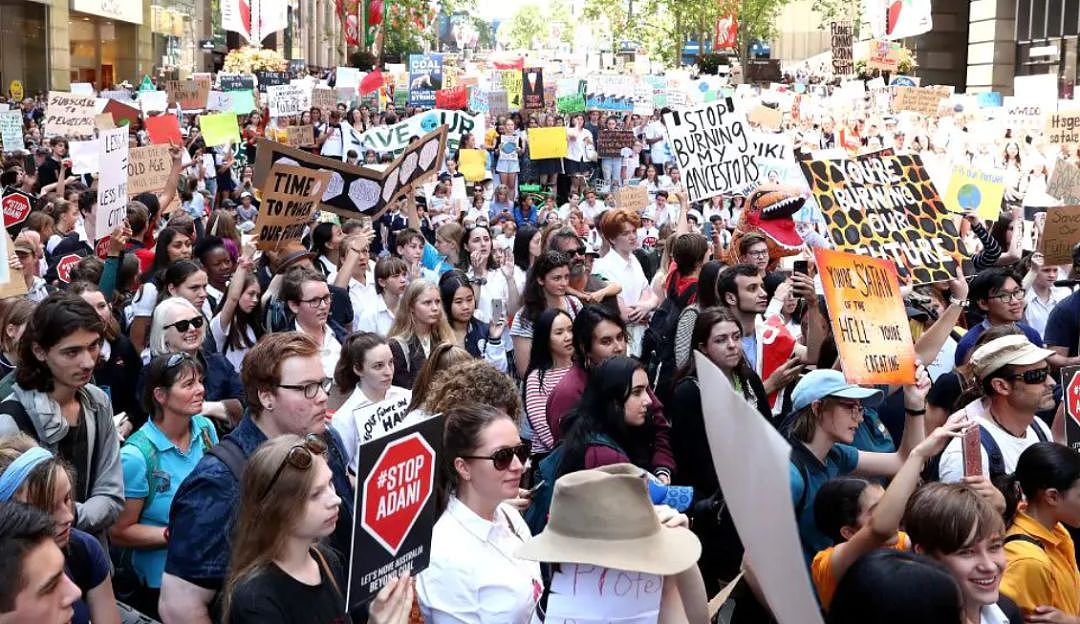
[460,443,529,471]
[1006,367,1050,385]
[260,434,328,501]
[166,316,204,333]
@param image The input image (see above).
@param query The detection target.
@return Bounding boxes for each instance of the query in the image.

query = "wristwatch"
[949,297,968,307]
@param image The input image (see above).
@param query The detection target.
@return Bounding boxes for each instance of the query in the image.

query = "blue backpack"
[524,433,623,535]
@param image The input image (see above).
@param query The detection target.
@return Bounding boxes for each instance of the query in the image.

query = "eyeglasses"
[300,295,332,308]
[746,250,770,259]
[830,400,865,415]
[989,289,1025,303]
[460,443,529,471]
[1006,367,1050,385]
[278,377,333,399]
[566,246,587,256]
[166,316,205,333]
[259,434,328,500]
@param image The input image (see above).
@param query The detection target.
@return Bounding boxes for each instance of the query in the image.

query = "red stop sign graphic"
[2,191,31,229]
[95,237,111,260]
[361,433,435,555]
[56,253,82,284]
[1067,373,1080,424]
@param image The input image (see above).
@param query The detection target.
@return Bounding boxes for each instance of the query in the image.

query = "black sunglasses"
[260,434,328,501]
[460,443,529,471]
[166,316,204,333]
[1006,367,1050,385]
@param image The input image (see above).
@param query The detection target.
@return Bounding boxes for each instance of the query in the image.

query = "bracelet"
[949,297,968,307]
[905,407,927,415]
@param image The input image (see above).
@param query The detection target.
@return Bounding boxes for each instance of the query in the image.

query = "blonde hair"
[387,279,454,346]
[0,434,74,512]
[148,297,200,357]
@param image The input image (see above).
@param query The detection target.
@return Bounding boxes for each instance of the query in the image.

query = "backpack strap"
[1031,420,1049,442]
[979,426,1007,478]
[124,430,161,512]
[0,399,36,440]
[788,442,816,517]
[206,437,247,481]
[191,415,216,451]
[1003,534,1045,550]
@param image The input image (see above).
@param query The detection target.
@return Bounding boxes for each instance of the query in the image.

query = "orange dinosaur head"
[743,183,806,254]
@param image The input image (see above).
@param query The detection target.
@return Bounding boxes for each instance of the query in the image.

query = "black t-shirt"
[57,409,90,501]
[36,157,61,188]
[227,547,347,624]
[926,370,964,413]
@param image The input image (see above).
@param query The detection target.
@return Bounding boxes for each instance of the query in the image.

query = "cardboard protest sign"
[663,99,758,203]
[0,111,24,152]
[254,126,448,220]
[346,415,442,609]
[267,83,311,117]
[522,67,544,110]
[45,91,97,139]
[0,231,20,298]
[942,165,1005,221]
[747,105,782,130]
[867,39,901,72]
[356,109,483,155]
[499,69,523,110]
[311,87,336,115]
[1062,366,1080,453]
[614,185,648,212]
[126,145,173,196]
[597,130,634,158]
[219,74,255,91]
[285,125,315,147]
[1045,111,1080,144]
[696,353,826,624]
[488,90,509,116]
[145,114,182,146]
[891,86,946,117]
[1048,158,1080,204]
[138,91,169,116]
[556,93,585,114]
[546,564,662,622]
[815,249,917,384]
[1040,205,1080,265]
[95,127,129,242]
[165,79,210,110]
[408,53,443,107]
[527,127,568,160]
[798,151,961,285]
[200,112,241,146]
[253,164,330,250]
[458,149,487,182]
[254,70,289,93]
[831,22,854,76]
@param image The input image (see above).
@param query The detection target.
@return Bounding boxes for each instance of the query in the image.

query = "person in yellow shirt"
[999,442,1080,621]
[811,412,967,609]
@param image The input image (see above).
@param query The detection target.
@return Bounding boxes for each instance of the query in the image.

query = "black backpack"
[641,282,697,402]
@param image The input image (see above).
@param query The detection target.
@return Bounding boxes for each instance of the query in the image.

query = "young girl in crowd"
[439,270,508,371]
[210,251,264,373]
[510,250,581,377]
[388,279,454,389]
[156,260,211,319]
[357,256,409,336]
[459,224,519,325]
[128,227,193,351]
[522,308,574,456]
[0,297,33,378]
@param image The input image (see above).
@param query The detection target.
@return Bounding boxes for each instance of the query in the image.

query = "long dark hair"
[525,308,572,385]
[219,270,266,353]
[311,222,337,259]
[557,356,650,478]
[156,260,205,306]
[521,250,571,325]
[513,226,539,272]
[438,269,473,326]
[16,294,104,393]
[827,550,963,624]
[571,304,626,367]
[457,225,500,272]
[696,261,726,309]
[1001,442,1080,526]
[142,353,205,418]
[437,403,511,513]
[140,227,188,285]
[333,332,388,394]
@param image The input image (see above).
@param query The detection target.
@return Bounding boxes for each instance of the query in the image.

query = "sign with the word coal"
[815,248,916,384]
[44,91,96,139]
[347,415,442,609]
[798,151,962,285]
[267,83,311,117]
[253,163,330,250]
[1045,111,1080,144]
[597,129,634,158]
[663,99,759,203]
[831,22,854,76]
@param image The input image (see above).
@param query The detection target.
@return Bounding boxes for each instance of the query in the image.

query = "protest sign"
[71,82,94,96]
[229,90,256,115]
[126,145,172,196]
[1047,158,1080,204]
[408,53,443,107]
[145,114,182,146]
[499,69,523,110]
[1040,205,1080,265]
[831,22,854,76]
[95,127,129,241]
[1045,110,1080,144]
[523,67,544,110]
[488,90,509,116]
[45,91,97,139]
[585,74,633,112]
[815,249,917,384]
[597,130,634,158]
[0,111,24,152]
[942,165,1005,221]
[614,185,648,212]
[458,149,487,182]
[468,88,489,113]
[205,91,233,112]
[0,231,19,297]
[356,109,484,155]
[69,140,100,175]
[8,81,22,101]
[200,112,241,146]
[663,99,758,203]
[546,564,662,623]
[165,79,210,110]
[311,87,336,115]
[267,83,311,117]
[337,66,361,91]
[434,86,468,110]
[2,189,32,237]
[891,86,946,116]
[976,92,1003,108]
[219,74,255,91]
[696,353,826,624]
[556,94,585,114]
[286,125,315,147]
[527,127,568,160]
[254,126,448,220]
[1003,97,1046,131]
[253,164,331,250]
[1062,366,1080,454]
[254,70,289,93]
[104,99,140,127]
[747,105,782,130]
[867,39,901,72]
[138,91,169,115]
[346,415,442,609]
[798,151,961,285]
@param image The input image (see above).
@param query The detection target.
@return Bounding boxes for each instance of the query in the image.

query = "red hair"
[599,209,641,241]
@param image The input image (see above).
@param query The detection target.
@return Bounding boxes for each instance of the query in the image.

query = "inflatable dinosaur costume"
[729,183,807,269]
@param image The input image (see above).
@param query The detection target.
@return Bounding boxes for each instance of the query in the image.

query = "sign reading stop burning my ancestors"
[347,415,443,609]
[662,99,759,203]
[253,163,331,250]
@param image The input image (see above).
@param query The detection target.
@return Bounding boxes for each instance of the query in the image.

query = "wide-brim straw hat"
[516,464,701,576]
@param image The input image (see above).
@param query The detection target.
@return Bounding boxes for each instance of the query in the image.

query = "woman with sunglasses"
[109,353,217,617]
[439,270,508,371]
[417,403,542,624]
[222,434,413,624]
[127,227,193,352]
[146,297,243,426]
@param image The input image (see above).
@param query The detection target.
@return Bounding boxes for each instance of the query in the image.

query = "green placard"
[556,94,585,114]
[139,75,155,92]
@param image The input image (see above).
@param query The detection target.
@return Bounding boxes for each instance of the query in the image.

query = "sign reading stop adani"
[1063,366,1080,453]
[347,415,443,609]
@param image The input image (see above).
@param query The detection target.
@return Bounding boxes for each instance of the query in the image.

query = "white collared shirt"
[1024,286,1070,338]
[330,385,411,471]
[294,321,341,379]
[980,603,1010,624]
[329,266,377,332]
[356,294,395,337]
[592,249,649,355]
[417,496,542,624]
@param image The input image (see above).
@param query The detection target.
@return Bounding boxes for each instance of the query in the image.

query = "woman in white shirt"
[417,403,541,624]
[592,209,658,357]
[330,332,411,472]
[564,113,593,197]
[460,224,520,324]
[210,253,263,373]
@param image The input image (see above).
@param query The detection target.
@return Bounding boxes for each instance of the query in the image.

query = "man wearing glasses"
[938,335,1056,483]
[159,333,354,624]
[954,269,1045,366]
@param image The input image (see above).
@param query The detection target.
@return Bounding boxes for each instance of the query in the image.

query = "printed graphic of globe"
[420,114,439,132]
[500,142,515,154]
[956,184,981,211]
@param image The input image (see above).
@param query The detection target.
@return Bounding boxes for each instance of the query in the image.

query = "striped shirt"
[524,366,571,454]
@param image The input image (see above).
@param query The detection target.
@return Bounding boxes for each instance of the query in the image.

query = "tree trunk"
[737,0,750,84]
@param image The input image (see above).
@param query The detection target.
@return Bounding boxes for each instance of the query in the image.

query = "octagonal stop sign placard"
[348,415,443,610]
[1063,367,1080,452]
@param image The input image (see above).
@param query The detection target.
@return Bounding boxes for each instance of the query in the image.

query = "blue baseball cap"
[790,369,883,413]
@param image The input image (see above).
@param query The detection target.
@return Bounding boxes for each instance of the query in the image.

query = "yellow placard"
[815,248,917,385]
[500,69,523,110]
[527,127,568,160]
[459,148,487,182]
[9,80,23,102]
[200,112,241,147]
[942,164,1004,221]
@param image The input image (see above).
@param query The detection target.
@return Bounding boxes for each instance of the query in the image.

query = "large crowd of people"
[0,60,1079,624]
